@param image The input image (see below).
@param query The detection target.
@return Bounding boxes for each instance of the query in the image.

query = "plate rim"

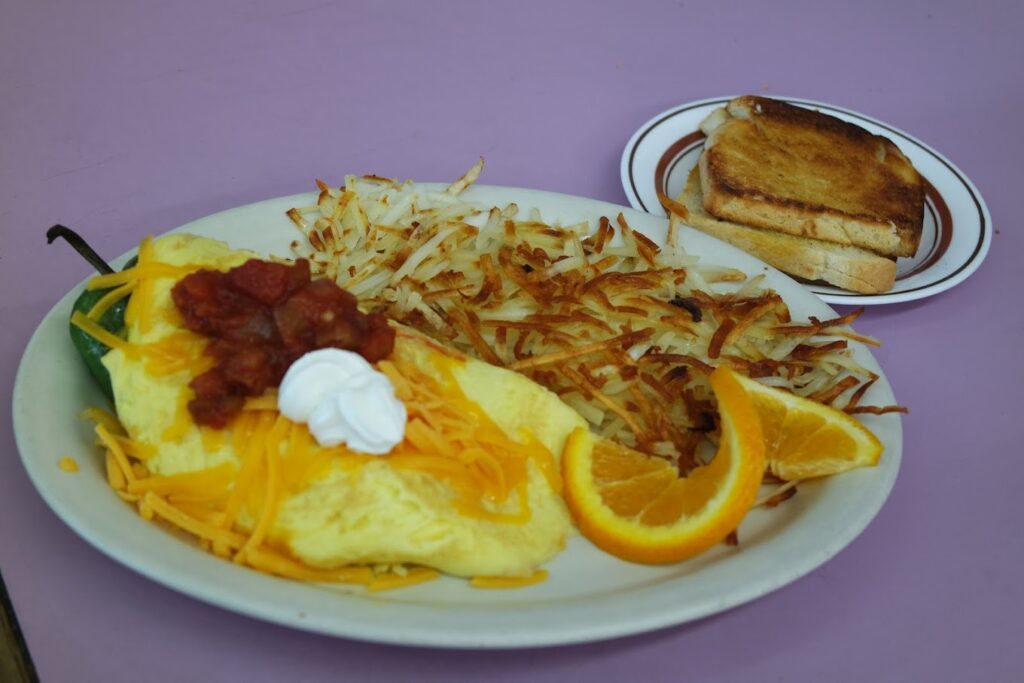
[620,94,993,305]
[13,184,903,648]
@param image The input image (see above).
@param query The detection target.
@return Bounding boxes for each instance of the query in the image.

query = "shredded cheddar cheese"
[89,236,195,335]
[243,393,279,411]
[71,311,127,350]
[200,426,225,454]
[86,281,136,321]
[126,463,235,500]
[70,238,213,441]
[124,236,155,334]
[380,355,561,525]
[85,335,562,589]
[105,453,126,490]
[470,569,548,589]
[58,457,79,473]
[134,333,213,378]
[95,424,135,485]
[116,434,155,460]
[79,239,563,590]
[141,491,247,550]
[234,415,290,564]
[87,263,194,291]
[82,407,123,434]
[162,388,195,442]
[244,550,374,585]
[367,567,440,592]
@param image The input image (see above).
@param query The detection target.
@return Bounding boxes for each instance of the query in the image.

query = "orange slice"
[723,367,883,480]
[561,366,765,564]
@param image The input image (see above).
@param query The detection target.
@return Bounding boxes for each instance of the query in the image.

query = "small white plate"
[14,185,902,647]
[621,96,992,305]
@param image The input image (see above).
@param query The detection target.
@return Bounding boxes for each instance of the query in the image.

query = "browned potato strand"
[288,161,903,472]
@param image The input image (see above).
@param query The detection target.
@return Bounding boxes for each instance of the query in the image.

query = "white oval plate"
[14,185,902,648]
[621,96,992,305]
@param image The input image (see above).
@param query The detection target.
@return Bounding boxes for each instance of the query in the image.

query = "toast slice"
[699,96,924,258]
[670,167,897,294]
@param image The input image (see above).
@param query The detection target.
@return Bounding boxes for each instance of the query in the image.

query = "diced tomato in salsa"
[171,258,395,428]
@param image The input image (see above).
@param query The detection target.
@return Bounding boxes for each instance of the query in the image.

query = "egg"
[103,234,586,577]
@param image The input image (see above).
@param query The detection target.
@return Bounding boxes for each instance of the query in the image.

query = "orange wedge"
[561,366,765,564]
[723,367,883,480]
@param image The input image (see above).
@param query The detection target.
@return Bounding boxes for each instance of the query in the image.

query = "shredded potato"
[290,164,902,471]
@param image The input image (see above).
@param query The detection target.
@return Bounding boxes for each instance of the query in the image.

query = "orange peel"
[562,366,765,564]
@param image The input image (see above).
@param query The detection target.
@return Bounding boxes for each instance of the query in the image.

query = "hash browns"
[288,161,903,471]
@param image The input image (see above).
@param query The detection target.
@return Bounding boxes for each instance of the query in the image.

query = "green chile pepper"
[48,225,137,401]
[68,276,133,400]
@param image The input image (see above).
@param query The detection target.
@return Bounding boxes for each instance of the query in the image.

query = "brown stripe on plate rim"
[653,130,705,200]
[899,178,953,279]
[627,97,731,213]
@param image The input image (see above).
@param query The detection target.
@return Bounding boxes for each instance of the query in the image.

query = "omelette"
[95,234,586,579]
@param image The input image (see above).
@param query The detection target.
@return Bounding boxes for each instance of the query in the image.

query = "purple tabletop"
[3,1,1022,681]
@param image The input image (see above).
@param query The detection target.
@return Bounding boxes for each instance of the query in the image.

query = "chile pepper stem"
[47,224,115,275]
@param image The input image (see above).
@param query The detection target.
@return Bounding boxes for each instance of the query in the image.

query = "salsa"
[171,258,394,428]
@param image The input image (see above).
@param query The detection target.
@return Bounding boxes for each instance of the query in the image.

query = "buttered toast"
[698,96,924,258]
[671,167,897,294]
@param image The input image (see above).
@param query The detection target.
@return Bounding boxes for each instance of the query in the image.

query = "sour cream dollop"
[277,348,406,454]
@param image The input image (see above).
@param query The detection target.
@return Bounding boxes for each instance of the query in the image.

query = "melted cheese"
[86,281,136,321]
[367,567,440,592]
[470,569,548,589]
[95,424,135,486]
[71,311,127,350]
[379,353,564,525]
[88,335,576,582]
[93,234,585,584]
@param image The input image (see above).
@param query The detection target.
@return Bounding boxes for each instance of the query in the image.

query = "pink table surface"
[3,1,1022,681]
